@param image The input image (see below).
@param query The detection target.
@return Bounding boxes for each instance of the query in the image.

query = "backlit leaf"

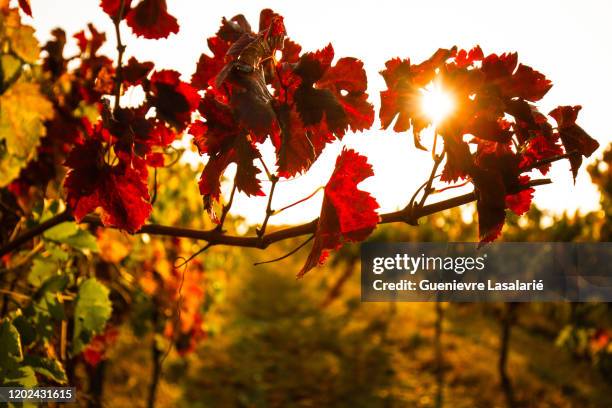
[299,148,379,277]
[7,19,39,64]
[1,54,22,86]
[0,81,53,187]
[126,0,179,40]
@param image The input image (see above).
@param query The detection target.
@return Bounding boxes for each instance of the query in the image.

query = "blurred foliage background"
[60,142,610,408]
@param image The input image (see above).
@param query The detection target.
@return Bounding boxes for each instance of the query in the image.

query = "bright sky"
[27,0,611,227]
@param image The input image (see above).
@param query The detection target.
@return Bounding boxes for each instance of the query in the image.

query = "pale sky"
[26,0,611,226]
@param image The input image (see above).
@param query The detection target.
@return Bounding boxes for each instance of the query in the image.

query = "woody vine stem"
[0,175,555,259]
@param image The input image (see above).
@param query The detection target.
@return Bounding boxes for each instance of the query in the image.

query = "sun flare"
[420,82,454,126]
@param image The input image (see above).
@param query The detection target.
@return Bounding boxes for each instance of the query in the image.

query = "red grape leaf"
[293,45,349,134]
[481,52,518,81]
[74,24,106,56]
[505,176,534,216]
[145,152,164,167]
[549,105,599,180]
[465,114,513,143]
[191,37,231,89]
[317,57,375,133]
[379,48,455,149]
[18,0,32,16]
[508,64,552,102]
[505,99,554,143]
[475,172,533,244]
[216,14,251,42]
[380,46,592,245]
[212,12,286,141]
[440,134,473,182]
[280,38,302,63]
[122,57,153,86]
[225,68,278,142]
[258,9,282,33]
[193,10,373,182]
[126,0,178,39]
[454,46,483,68]
[42,28,68,77]
[215,11,285,88]
[149,70,199,131]
[380,58,416,131]
[519,133,563,175]
[274,45,373,177]
[64,139,152,233]
[472,169,506,244]
[100,0,132,19]
[82,326,119,367]
[299,148,379,277]
[191,91,240,155]
[471,142,530,243]
[482,53,551,101]
[108,107,176,161]
[191,89,265,221]
[198,136,264,220]
[275,106,333,177]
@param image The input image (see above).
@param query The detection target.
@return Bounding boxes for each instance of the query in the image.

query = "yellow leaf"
[8,23,38,63]
[1,54,21,84]
[0,153,23,186]
[2,8,39,64]
[0,80,53,187]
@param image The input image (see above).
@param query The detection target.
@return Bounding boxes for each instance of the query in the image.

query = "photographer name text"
[372,279,544,292]
[370,254,544,292]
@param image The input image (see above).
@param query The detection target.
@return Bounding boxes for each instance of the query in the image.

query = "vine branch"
[253,235,314,266]
[0,178,551,258]
[418,148,446,208]
[0,211,72,258]
[257,174,279,238]
[215,179,237,232]
[112,0,126,113]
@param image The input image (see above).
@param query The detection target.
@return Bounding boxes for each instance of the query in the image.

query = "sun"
[420,82,454,126]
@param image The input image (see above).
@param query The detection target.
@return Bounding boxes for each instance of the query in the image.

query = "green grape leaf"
[34,275,69,321]
[42,218,98,252]
[3,365,38,388]
[0,319,23,365]
[30,308,54,341]
[60,229,99,252]
[47,246,70,262]
[39,292,66,321]
[43,221,79,241]
[47,199,60,215]
[73,278,112,353]
[36,274,69,296]
[23,355,68,384]
[28,257,59,287]
[11,315,36,347]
